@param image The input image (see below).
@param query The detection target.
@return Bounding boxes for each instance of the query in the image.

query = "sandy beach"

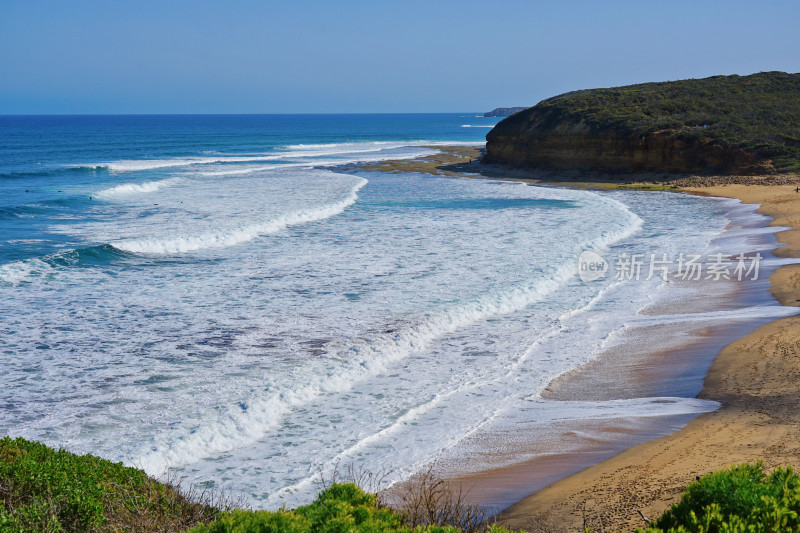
[494,184,800,531]
[357,148,800,531]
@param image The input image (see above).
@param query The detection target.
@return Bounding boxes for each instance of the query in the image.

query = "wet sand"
[447,306,788,516]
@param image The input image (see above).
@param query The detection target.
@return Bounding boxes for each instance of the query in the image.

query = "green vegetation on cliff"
[488,71,800,173]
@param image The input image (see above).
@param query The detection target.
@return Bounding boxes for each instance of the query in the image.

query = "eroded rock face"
[485,107,774,175]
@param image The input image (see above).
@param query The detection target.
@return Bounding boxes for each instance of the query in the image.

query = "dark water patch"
[0,165,109,181]
[39,244,133,268]
[300,338,330,356]
[37,195,94,208]
[462,350,497,357]
[0,195,102,231]
[72,243,134,264]
[0,204,49,220]
[134,374,174,386]
[196,333,237,349]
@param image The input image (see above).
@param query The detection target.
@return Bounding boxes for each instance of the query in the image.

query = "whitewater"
[0,114,792,509]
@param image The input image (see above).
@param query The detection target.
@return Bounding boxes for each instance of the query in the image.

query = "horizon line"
[0,111,500,117]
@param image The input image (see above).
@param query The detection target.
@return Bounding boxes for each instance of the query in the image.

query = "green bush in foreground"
[188,483,514,533]
[0,436,512,533]
[8,435,800,532]
[643,461,800,532]
[0,436,218,532]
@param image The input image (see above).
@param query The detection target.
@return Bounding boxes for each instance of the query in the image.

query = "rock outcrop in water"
[485,72,800,175]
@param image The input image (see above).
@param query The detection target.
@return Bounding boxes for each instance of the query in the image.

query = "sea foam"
[134,191,643,474]
[96,177,183,197]
[77,141,471,174]
[112,178,368,254]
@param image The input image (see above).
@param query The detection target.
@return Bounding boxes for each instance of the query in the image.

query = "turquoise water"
[0,114,791,508]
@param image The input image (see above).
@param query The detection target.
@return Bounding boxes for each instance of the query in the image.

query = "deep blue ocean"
[1,114,791,508]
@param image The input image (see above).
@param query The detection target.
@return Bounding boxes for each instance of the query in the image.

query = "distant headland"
[485,72,800,175]
[484,107,527,117]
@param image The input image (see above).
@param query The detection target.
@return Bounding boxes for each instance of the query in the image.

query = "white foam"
[133,192,643,474]
[280,140,480,151]
[194,150,435,177]
[78,141,482,174]
[134,267,575,473]
[282,141,399,151]
[96,177,183,197]
[112,178,368,254]
[98,155,289,172]
[0,257,57,285]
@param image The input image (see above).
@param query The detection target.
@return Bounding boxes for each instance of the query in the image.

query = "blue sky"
[2,0,799,114]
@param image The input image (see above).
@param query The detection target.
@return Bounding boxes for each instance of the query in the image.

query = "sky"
[2,0,800,114]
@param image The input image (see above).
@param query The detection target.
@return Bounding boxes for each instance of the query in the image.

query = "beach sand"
[495,184,800,531]
[356,149,800,530]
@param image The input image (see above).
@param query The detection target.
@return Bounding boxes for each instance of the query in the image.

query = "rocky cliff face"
[485,103,775,175]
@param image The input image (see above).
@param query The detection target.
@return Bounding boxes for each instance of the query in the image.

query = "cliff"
[484,107,527,117]
[485,72,800,175]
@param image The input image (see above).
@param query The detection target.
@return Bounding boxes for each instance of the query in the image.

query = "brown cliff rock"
[486,110,773,175]
[484,72,800,175]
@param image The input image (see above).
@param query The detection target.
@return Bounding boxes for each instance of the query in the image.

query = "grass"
[494,71,800,173]
[0,436,235,532]
[4,436,800,532]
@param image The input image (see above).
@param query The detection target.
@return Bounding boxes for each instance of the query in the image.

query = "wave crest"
[112,178,368,254]
[96,178,183,198]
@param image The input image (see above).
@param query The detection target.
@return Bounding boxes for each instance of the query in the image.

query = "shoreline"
[352,147,800,530]
[497,184,800,531]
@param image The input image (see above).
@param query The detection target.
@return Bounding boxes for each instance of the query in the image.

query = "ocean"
[0,114,794,508]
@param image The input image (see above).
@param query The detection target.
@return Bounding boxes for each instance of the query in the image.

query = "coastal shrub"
[188,482,477,533]
[189,481,520,533]
[0,436,222,532]
[643,461,800,532]
[187,509,311,533]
